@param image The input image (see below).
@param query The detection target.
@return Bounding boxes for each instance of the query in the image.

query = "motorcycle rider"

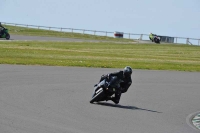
[149,32,156,42]
[94,66,132,104]
[0,23,4,36]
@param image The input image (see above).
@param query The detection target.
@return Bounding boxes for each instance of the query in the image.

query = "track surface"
[0,65,200,133]
[1,35,151,43]
[8,35,102,42]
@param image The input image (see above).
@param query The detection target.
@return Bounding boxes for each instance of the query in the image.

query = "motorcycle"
[153,36,160,44]
[149,34,160,44]
[90,76,121,104]
[0,25,10,40]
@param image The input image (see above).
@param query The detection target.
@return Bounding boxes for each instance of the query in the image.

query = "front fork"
[92,80,107,98]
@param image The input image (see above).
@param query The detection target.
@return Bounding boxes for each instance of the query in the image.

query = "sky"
[1,0,200,41]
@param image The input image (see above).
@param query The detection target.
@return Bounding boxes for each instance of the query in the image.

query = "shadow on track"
[95,102,162,113]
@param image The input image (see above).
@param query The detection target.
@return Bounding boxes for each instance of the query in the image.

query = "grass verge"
[3,25,133,42]
[0,41,200,71]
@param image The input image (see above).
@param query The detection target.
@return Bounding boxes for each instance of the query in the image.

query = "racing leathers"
[0,23,5,36]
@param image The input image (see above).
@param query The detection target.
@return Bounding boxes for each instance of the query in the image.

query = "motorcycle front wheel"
[90,88,105,103]
[6,33,10,40]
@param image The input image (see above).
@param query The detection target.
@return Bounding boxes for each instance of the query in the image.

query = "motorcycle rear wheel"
[6,33,10,40]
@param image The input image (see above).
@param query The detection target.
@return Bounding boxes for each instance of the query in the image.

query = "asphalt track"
[0,65,200,133]
[4,35,101,42]
[1,35,151,43]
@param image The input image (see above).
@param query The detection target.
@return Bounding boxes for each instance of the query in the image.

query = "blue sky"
[1,0,200,39]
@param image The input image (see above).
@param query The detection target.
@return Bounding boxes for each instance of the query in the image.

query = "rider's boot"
[105,96,119,104]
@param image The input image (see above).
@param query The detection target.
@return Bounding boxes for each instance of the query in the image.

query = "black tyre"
[156,40,160,44]
[90,88,105,103]
[154,38,159,44]
[154,38,157,43]
[6,33,10,40]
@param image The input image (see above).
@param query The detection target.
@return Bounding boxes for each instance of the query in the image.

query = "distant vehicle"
[149,33,160,44]
[0,23,10,40]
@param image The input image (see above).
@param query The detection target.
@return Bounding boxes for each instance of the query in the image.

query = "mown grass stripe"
[0,41,200,71]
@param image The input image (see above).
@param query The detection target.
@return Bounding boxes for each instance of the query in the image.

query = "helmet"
[123,66,132,77]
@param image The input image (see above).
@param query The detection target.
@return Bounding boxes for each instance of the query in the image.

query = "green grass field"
[0,41,200,71]
[3,25,133,42]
